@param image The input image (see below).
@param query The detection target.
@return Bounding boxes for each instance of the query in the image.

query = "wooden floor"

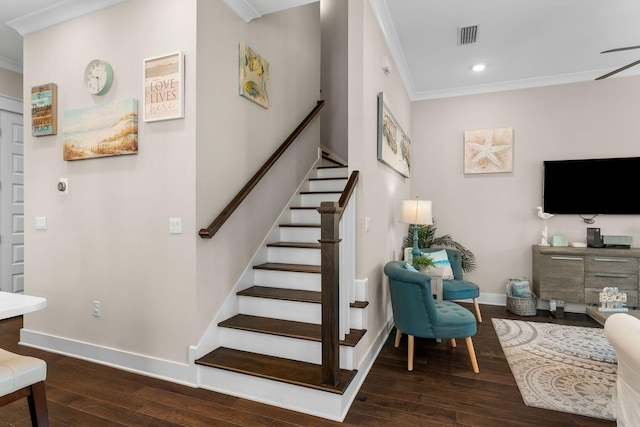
[0,304,616,426]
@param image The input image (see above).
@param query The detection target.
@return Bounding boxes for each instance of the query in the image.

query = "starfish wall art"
[463,127,513,174]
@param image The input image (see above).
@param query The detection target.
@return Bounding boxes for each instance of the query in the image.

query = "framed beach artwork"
[377,92,410,178]
[63,98,138,161]
[143,52,184,122]
[239,43,270,109]
[464,127,514,174]
[31,83,57,136]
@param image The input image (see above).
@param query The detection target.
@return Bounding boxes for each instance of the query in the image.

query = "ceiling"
[3,0,640,100]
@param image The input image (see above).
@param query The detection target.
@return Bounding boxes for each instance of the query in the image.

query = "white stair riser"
[280,227,320,243]
[290,209,320,224]
[239,297,320,323]
[300,193,340,206]
[349,306,366,330]
[219,328,355,369]
[268,246,320,265]
[308,179,347,192]
[254,270,321,291]
[315,167,348,179]
[355,279,367,302]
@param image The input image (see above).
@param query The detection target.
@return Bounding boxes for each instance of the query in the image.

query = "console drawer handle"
[594,273,629,278]
[550,256,583,261]
[593,258,629,263]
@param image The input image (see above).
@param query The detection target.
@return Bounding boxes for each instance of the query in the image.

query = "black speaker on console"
[587,227,603,248]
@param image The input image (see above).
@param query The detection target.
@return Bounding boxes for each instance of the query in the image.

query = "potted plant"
[412,254,436,272]
[403,220,477,273]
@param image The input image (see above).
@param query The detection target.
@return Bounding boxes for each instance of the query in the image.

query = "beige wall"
[348,0,411,350]
[194,2,321,336]
[23,0,199,363]
[21,0,321,370]
[320,0,349,161]
[0,68,23,100]
[411,75,640,300]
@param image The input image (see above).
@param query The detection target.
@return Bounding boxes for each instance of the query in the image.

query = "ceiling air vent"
[458,25,478,45]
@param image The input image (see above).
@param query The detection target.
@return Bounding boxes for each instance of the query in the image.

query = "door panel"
[0,110,25,293]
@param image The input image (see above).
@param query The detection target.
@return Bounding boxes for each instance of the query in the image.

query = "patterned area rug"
[492,318,617,420]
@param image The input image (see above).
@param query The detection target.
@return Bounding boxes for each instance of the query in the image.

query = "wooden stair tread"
[218,314,366,347]
[308,177,347,181]
[300,191,341,195]
[238,286,369,309]
[279,223,320,228]
[238,286,320,303]
[253,262,320,273]
[195,347,356,394]
[266,241,321,249]
[289,206,318,210]
[316,165,347,170]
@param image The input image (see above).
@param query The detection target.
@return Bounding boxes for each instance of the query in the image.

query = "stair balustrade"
[317,171,359,387]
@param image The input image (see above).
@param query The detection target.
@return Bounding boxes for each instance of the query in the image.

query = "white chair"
[0,348,48,426]
[604,313,640,427]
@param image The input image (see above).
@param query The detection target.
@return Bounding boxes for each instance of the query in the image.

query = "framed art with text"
[377,92,410,178]
[143,52,184,122]
[31,83,57,136]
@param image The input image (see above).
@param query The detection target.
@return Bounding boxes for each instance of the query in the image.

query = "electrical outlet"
[92,300,101,317]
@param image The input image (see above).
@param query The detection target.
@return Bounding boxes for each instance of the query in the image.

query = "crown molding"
[412,68,640,101]
[0,55,22,74]
[222,0,262,23]
[368,0,416,96]
[6,0,128,36]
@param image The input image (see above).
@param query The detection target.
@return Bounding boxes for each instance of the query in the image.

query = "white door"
[0,109,25,293]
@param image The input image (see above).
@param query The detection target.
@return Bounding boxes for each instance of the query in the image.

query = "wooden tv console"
[532,245,640,317]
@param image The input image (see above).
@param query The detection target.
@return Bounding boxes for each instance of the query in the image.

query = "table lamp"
[401,198,433,259]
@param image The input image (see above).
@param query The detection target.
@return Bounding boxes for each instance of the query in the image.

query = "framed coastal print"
[239,43,270,109]
[464,127,514,174]
[31,83,57,136]
[63,98,138,161]
[143,52,184,122]
[377,92,410,178]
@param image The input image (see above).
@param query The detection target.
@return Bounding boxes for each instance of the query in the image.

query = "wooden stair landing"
[195,347,357,394]
[219,314,366,346]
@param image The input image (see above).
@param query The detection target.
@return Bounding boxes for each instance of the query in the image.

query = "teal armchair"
[384,261,479,373]
[420,248,482,322]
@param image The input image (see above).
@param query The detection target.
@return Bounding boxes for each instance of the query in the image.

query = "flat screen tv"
[543,156,640,215]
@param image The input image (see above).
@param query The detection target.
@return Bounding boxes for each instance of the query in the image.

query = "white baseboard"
[19,328,197,386]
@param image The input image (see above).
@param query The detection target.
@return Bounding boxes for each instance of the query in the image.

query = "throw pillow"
[425,250,454,280]
[404,263,419,272]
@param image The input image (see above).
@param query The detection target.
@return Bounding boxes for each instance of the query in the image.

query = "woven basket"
[507,294,538,316]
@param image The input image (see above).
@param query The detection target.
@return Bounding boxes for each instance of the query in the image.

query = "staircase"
[195,159,369,420]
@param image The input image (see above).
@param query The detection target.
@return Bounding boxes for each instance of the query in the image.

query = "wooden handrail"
[199,100,325,239]
[338,171,359,220]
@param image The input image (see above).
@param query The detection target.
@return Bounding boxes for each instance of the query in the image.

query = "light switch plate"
[169,217,182,234]
[35,216,47,230]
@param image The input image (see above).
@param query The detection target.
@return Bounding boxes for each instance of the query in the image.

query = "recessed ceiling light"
[472,64,486,72]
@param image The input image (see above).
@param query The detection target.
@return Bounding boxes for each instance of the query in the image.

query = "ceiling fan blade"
[601,45,640,54]
[595,58,640,80]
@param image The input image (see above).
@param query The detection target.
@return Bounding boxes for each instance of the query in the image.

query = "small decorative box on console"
[602,235,633,249]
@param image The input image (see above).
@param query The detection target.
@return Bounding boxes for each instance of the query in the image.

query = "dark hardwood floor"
[0,304,616,426]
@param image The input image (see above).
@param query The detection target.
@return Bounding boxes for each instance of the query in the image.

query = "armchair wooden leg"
[450,338,456,348]
[408,335,414,371]
[465,337,480,374]
[473,298,483,322]
[394,329,402,348]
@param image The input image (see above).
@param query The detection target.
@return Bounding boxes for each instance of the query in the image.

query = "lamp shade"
[400,199,433,225]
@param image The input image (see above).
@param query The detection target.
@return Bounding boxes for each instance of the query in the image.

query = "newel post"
[317,201,342,387]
